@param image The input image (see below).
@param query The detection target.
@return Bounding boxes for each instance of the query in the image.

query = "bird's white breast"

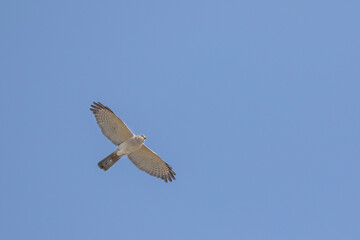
[116,136,144,156]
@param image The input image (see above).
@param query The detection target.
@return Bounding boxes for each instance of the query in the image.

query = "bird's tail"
[98,151,124,171]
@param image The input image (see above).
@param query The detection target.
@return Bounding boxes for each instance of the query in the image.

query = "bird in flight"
[90,102,176,182]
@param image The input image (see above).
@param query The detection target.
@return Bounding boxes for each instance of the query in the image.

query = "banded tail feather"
[98,151,124,171]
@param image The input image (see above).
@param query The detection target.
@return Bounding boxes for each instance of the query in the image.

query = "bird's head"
[140,135,147,140]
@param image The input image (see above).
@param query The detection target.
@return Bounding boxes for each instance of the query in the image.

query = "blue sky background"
[1,1,360,239]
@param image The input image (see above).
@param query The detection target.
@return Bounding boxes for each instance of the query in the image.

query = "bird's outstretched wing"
[90,102,134,145]
[128,145,176,182]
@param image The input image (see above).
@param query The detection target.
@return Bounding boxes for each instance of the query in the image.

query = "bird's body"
[97,135,146,171]
[90,102,176,182]
[115,135,145,156]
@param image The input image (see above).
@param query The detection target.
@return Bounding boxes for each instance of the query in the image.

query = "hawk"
[90,102,176,182]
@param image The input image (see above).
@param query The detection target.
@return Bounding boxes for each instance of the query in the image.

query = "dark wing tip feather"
[90,101,114,114]
[162,163,176,182]
[169,171,175,179]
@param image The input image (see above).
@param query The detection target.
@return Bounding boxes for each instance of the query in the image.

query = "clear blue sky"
[1,1,359,239]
